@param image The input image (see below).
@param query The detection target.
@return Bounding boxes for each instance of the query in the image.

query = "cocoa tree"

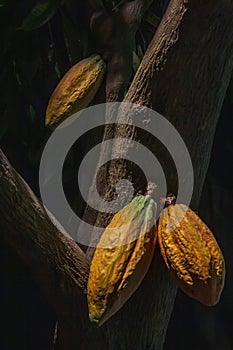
[0,0,233,349]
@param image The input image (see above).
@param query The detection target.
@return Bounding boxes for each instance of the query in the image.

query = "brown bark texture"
[0,0,233,349]
[0,150,89,327]
[82,0,233,349]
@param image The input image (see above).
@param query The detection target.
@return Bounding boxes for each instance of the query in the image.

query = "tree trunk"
[0,0,233,349]
[82,0,233,349]
[125,0,233,207]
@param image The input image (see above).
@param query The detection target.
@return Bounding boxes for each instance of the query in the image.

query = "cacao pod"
[158,204,225,306]
[87,195,157,326]
[45,54,106,127]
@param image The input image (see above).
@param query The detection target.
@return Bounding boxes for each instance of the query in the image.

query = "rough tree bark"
[0,0,233,349]
[0,149,107,348]
[82,0,233,349]
[0,150,89,322]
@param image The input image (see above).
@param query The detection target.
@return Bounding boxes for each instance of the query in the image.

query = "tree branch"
[82,0,233,349]
[124,0,233,206]
[0,149,89,326]
[82,0,153,226]
[1,0,233,349]
[90,0,153,103]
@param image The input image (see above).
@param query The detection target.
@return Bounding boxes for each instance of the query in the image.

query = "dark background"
[0,1,232,349]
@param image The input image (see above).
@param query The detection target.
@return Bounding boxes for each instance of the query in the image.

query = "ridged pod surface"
[158,204,225,306]
[87,195,157,326]
[45,54,106,127]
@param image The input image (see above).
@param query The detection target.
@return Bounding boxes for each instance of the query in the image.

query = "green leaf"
[112,0,126,12]
[54,61,61,79]
[19,1,59,31]
[0,0,6,8]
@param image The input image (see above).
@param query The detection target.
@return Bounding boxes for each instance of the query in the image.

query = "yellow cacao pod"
[158,204,225,306]
[87,195,157,326]
[45,54,106,127]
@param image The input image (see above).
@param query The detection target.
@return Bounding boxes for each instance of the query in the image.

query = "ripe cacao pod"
[45,54,106,127]
[87,195,157,326]
[158,204,225,306]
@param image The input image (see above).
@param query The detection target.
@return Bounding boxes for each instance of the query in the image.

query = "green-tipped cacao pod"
[87,195,157,326]
[158,204,225,306]
[45,54,106,127]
